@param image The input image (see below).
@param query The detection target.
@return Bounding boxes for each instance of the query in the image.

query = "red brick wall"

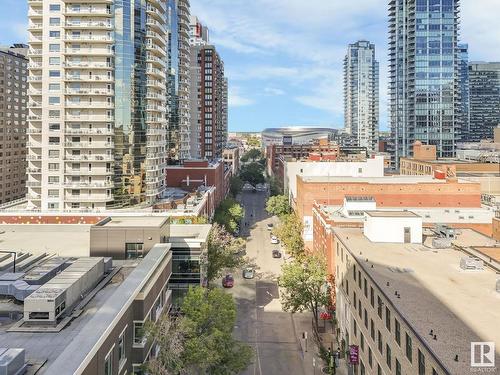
[0,215,105,224]
[493,218,500,240]
[296,177,482,220]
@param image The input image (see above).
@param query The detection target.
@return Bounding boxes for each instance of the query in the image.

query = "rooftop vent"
[460,257,484,271]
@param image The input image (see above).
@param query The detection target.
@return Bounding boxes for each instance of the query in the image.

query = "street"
[228,189,309,375]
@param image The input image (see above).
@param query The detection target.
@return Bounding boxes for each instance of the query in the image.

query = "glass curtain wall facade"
[343,40,379,152]
[468,62,500,142]
[389,0,460,164]
[166,0,180,162]
[458,44,469,141]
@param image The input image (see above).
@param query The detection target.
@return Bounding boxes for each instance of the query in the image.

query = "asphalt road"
[227,189,307,375]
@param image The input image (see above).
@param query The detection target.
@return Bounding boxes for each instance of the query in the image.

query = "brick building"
[165,159,230,208]
[222,147,240,175]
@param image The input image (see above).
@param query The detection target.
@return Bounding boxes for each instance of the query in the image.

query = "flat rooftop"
[168,224,211,249]
[334,227,500,374]
[365,211,420,218]
[299,175,475,184]
[95,216,168,227]
[316,205,496,224]
[0,225,90,257]
[0,244,171,374]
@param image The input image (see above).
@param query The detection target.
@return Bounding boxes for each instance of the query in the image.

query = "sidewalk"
[291,313,349,375]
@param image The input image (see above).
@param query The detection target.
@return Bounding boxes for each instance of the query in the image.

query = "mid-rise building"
[389,0,460,163]
[189,15,209,46]
[0,44,28,205]
[27,0,174,211]
[468,62,500,142]
[189,44,228,159]
[343,41,379,151]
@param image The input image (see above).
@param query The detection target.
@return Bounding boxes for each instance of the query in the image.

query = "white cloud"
[228,86,254,107]
[264,87,285,96]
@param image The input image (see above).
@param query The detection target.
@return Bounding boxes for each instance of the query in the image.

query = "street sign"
[349,345,359,364]
[313,358,316,367]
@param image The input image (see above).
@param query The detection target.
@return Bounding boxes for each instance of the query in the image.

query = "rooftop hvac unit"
[460,257,484,271]
[435,224,456,239]
[0,348,27,375]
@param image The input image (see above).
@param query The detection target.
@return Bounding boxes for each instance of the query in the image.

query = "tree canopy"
[239,162,265,186]
[265,194,291,217]
[205,223,246,284]
[229,175,244,197]
[240,148,262,162]
[274,213,305,258]
[214,198,244,234]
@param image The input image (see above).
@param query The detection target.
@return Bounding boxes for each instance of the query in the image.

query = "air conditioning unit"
[460,257,484,271]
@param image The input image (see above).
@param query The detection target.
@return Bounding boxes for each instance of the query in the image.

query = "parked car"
[271,235,279,244]
[222,274,234,288]
[266,223,274,231]
[272,250,282,258]
[243,267,255,279]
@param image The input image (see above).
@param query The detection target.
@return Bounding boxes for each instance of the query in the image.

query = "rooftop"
[0,244,171,374]
[94,216,169,228]
[334,227,500,374]
[365,210,420,218]
[168,224,211,248]
[299,175,472,184]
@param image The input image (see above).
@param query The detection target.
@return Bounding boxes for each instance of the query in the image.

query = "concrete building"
[0,44,28,206]
[27,0,174,210]
[344,41,379,151]
[389,0,460,163]
[0,244,173,374]
[189,14,209,46]
[189,43,227,159]
[468,62,500,142]
[223,147,240,175]
[333,224,500,375]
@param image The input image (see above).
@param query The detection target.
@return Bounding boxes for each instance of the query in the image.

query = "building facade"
[27,0,176,211]
[344,41,379,151]
[468,62,500,142]
[0,45,28,205]
[458,44,469,140]
[389,0,460,163]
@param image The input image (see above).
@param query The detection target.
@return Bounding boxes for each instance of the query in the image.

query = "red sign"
[349,345,359,365]
[320,312,332,320]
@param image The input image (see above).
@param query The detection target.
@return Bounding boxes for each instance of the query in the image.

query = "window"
[432,369,438,375]
[49,97,60,105]
[364,309,368,328]
[48,163,59,171]
[48,136,59,145]
[133,322,146,345]
[118,328,126,368]
[49,83,60,91]
[353,319,357,337]
[49,123,60,131]
[354,265,356,281]
[49,70,60,78]
[386,344,392,369]
[377,330,382,353]
[358,300,362,318]
[395,319,401,346]
[370,319,375,340]
[360,332,365,351]
[418,350,425,375]
[360,360,365,375]
[126,243,144,259]
[48,189,59,198]
[49,110,60,118]
[358,271,361,288]
[377,364,382,375]
[49,57,60,66]
[377,296,382,318]
[49,4,61,11]
[396,359,401,375]
[364,278,367,297]
[49,44,60,52]
[49,31,60,38]
[385,307,391,332]
[104,349,112,375]
[406,333,413,363]
[370,287,374,307]
[48,176,59,184]
[368,347,373,368]
[49,17,60,26]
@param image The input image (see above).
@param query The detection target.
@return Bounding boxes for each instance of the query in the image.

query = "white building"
[363,211,423,244]
[285,155,385,201]
[27,0,175,210]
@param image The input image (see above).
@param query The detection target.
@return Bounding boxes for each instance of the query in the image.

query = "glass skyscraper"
[344,41,379,152]
[458,44,469,141]
[389,0,460,164]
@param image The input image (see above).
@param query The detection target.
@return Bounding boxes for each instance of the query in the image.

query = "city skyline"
[1,0,499,133]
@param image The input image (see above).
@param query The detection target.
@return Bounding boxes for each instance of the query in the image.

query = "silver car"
[243,267,255,279]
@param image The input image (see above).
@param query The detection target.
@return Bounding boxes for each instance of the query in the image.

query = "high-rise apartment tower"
[343,40,379,151]
[389,0,460,163]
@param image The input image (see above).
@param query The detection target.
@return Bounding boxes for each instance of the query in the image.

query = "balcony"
[66,21,112,29]
[64,61,113,69]
[64,8,112,16]
[64,35,114,43]
[26,181,42,187]
[63,48,113,56]
[64,195,113,202]
[64,75,113,82]
[64,154,114,161]
[64,169,113,176]
[65,114,114,122]
[63,181,114,188]
[64,141,114,148]
[65,88,114,96]
[65,102,114,109]
[64,128,114,135]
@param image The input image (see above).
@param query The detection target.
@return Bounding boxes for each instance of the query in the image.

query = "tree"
[274,213,305,257]
[205,223,246,284]
[266,194,291,217]
[278,254,330,343]
[214,198,244,234]
[240,148,262,162]
[229,175,244,197]
[268,175,282,196]
[239,162,265,186]
[247,137,261,148]
[148,287,253,375]
[181,287,253,375]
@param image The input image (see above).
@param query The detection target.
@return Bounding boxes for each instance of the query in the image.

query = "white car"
[266,223,274,231]
[270,236,279,244]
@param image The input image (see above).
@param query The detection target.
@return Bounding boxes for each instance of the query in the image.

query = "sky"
[2,0,499,132]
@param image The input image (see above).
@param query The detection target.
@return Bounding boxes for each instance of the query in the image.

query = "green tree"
[265,194,291,217]
[181,287,253,375]
[229,175,244,197]
[241,148,262,162]
[275,213,305,257]
[268,175,282,196]
[239,162,265,185]
[247,137,261,148]
[278,254,330,343]
[205,223,246,284]
[214,198,244,234]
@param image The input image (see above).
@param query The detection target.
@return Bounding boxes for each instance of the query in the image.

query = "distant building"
[261,127,339,148]
[458,44,470,140]
[343,41,379,151]
[468,62,500,142]
[0,44,28,205]
[223,147,240,175]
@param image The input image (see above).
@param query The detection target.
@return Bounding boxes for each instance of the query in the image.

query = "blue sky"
[2,0,499,132]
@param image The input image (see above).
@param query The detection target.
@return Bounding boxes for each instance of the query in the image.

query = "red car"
[222,274,234,288]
